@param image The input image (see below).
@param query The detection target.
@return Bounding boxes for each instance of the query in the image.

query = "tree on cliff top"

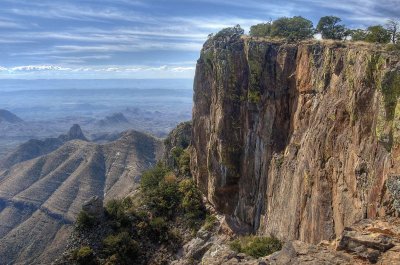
[270,16,314,41]
[249,22,272,37]
[316,16,347,40]
[365,25,391,43]
[214,24,244,39]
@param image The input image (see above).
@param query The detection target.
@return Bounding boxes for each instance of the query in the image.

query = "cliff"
[190,34,400,244]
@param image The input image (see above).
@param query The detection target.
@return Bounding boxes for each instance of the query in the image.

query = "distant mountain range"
[0,126,162,264]
[0,124,88,169]
[96,112,130,127]
[0,109,23,124]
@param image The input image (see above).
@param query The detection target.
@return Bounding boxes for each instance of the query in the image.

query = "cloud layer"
[0,0,398,79]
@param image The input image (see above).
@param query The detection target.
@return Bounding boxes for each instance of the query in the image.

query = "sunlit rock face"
[191,34,400,243]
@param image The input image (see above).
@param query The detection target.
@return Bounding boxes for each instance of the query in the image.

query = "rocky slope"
[0,130,162,264]
[0,124,88,170]
[190,33,400,245]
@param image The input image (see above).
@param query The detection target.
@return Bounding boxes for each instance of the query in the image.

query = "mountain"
[0,109,23,123]
[97,112,129,127]
[191,33,400,245]
[0,124,88,170]
[0,130,162,264]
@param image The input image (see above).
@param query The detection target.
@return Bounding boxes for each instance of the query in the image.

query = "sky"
[0,0,399,79]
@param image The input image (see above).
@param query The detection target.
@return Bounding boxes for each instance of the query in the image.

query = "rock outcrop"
[191,33,400,244]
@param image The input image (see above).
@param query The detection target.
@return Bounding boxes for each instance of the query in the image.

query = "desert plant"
[72,246,97,265]
[76,210,96,229]
[103,232,139,263]
[230,236,282,258]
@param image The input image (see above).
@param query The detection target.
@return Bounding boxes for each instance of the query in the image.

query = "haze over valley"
[0,78,192,157]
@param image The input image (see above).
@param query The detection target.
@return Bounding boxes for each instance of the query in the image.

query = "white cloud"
[0,64,196,78]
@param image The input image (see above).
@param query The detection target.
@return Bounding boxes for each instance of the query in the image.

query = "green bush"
[105,199,131,229]
[149,217,170,242]
[72,246,97,265]
[76,210,96,229]
[271,16,314,41]
[140,162,169,192]
[179,179,205,220]
[250,23,272,37]
[103,232,139,263]
[203,214,218,231]
[229,236,282,258]
[178,149,191,176]
[141,164,182,218]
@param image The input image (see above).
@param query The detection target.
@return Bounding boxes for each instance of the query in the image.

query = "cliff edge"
[190,33,400,244]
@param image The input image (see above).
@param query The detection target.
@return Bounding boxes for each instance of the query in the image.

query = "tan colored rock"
[191,35,400,244]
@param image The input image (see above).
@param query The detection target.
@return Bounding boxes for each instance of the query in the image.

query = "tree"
[386,19,400,43]
[249,22,272,37]
[214,24,244,39]
[365,25,391,43]
[316,16,347,40]
[270,16,314,41]
[350,29,368,41]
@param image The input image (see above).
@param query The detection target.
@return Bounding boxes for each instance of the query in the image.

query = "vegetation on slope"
[65,139,206,265]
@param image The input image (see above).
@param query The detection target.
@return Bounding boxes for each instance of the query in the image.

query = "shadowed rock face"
[190,35,400,243]
[0,130,162,264]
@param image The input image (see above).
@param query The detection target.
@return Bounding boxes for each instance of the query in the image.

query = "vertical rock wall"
[191,35,400,243]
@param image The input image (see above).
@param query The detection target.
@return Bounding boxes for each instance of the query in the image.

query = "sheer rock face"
[191,36,400,244]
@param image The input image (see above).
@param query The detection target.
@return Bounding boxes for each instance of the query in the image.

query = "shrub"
[141,163,169,192]
[171,146,184,167]
[179,180,205,218]
[72,246,97,265]
[149,217,170,242]
[203,214,218,231]
[229,236,282,258]
[178,149,191,176]
[105,199,131,229]
[250,23,272,37]
[214,24,244,39]
[76,210,96,229]
[141,163,182,218]
[103,232,139,263]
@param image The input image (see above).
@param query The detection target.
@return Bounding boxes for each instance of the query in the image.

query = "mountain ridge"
[0,129,162,264]
[0,124,88,170]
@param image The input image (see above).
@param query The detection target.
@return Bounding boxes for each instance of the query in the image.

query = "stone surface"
[191,35,400,243]
[81,195,104,218]
[336,218,400,264]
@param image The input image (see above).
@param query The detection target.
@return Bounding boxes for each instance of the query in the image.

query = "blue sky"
[0,0,398,79]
